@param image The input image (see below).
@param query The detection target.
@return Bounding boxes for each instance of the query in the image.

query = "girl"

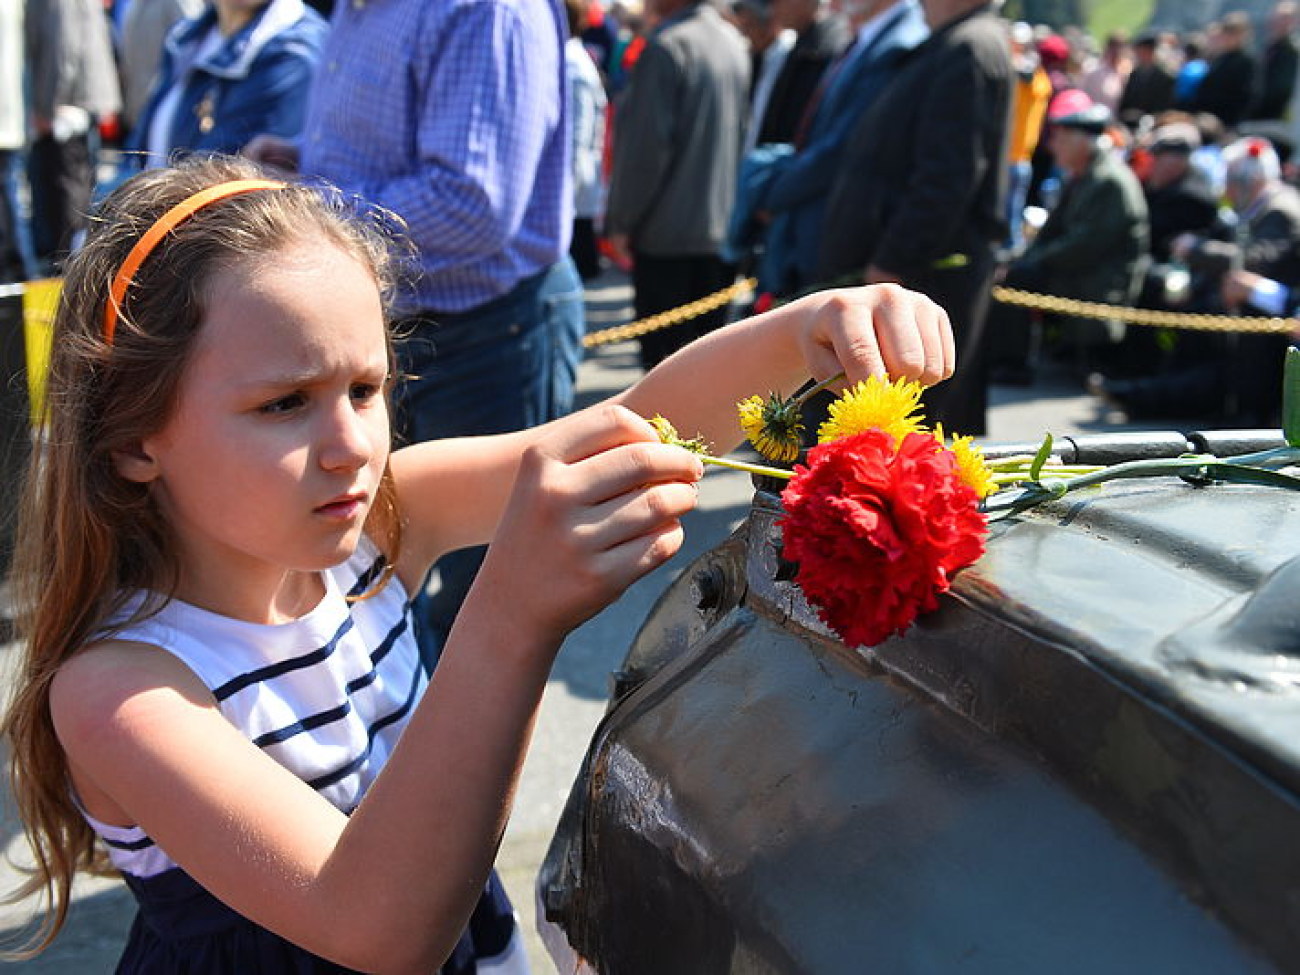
[3,155,952,972]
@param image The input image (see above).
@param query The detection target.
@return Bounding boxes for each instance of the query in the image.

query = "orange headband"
[103,178,287,345]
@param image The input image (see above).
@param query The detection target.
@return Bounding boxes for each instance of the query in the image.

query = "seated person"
[1093,137,1300,425]
[990,91,1150,384]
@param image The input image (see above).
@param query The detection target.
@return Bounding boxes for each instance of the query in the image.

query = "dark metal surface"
[541,431,1300,974]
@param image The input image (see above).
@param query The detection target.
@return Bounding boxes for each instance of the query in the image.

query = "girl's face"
[127,240,392,619]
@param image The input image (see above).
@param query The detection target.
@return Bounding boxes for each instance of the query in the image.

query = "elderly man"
[757,0,850,146]
[605,0,750,370]
[1143,123,1220,264]
[816,0,1012,436]
[1098,137,1300,425]
[735,0,927,299]
[1252,1,1299,122]
[991,90,1149,384]
[1192,11,1257,128]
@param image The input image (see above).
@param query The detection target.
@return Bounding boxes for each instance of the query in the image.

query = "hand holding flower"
[476,406,704,642]
[794,286,954,392]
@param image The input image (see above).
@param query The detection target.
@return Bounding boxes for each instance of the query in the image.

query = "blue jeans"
[395,257,585,669]
[1005,160,1033,252]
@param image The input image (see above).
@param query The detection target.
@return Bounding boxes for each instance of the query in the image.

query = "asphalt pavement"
[0,269,1133,972]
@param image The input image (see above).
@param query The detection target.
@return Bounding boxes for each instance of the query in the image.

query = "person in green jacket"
[990,89,1150,384]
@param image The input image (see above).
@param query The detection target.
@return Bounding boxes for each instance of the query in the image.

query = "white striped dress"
[81,536,528,974]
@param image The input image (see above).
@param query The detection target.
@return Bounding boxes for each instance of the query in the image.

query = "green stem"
[990,466,1099,484]
[983,453,1300,516]
[793,371,847,407]
[1221,445,1300,469]
[986,454,1039,470]
[702,454,794,480]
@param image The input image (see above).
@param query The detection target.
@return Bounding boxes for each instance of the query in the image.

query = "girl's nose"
[319,397,380,471]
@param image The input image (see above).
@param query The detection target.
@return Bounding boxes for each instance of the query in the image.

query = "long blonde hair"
[2,156,405,955]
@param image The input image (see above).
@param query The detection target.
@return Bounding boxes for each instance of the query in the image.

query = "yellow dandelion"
[935,423,997,499]
[737,393,804,464]
[816,375,926,445]
[649,414,711,455]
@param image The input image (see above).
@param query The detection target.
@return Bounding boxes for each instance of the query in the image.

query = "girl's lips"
[315,495,367,519]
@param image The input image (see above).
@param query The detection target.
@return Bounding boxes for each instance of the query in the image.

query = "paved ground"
[0,270,1139,971]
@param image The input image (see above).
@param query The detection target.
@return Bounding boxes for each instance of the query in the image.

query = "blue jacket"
[126,0,326,169]
[756,0,927,294]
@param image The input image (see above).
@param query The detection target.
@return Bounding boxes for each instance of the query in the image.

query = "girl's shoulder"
[49,633,218,827]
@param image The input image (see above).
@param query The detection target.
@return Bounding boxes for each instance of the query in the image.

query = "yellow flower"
[935,423,997,499]
[737,393,804,464]
[649,414,711,455]
[816,375,926,446]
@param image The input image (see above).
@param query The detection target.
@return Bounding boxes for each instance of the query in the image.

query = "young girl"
[2,155,952,972]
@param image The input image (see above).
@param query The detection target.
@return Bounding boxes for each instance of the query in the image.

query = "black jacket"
[1145,173,1219,263]
[1254,35,1299,121]
[755,15,850,146]
[1192,49,1257,127]
[1118,62,1175,126]
[818,3,1011,281]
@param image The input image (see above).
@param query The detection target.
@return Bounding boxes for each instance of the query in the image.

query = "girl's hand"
[796,285,955,391]
[470,405,704,640]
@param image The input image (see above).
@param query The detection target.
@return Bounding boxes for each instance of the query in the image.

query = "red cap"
[1038,35,1069,65]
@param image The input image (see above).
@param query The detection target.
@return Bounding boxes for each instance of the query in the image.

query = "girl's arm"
[391,284,953,584]
[53,405,704,973]
[612,285,953,452]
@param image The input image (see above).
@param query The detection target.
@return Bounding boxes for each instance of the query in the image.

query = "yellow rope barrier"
[991,286,1300,335]
[583,277,757,348]
[579,277,1300,354]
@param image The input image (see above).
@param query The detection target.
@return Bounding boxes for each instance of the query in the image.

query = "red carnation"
[779,429,987,648]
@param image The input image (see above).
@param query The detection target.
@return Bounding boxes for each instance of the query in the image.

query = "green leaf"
[1028,432,1054,482]
[1202,462,1300,490]
[1284,346,1300,448]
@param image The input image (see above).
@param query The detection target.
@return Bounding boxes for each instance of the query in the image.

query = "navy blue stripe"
[348,555,387,597]
[306,655,423,792]
[103,833,155,852]
[212,615,354,702]
[253,700,352,748]
[249,608,412,749]
[369,603,412,668]
[213,555,383,701]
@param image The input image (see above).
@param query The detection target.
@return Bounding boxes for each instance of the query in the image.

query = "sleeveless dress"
[82,537,529,974]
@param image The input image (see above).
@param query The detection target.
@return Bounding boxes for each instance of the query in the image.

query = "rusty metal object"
[540,431,1298,974]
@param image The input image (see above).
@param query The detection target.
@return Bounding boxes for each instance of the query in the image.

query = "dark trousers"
[29,131,95,271]
[631,251,735,370]
[0,150,27,282]
[395,258,585,671]
[570,217,601,281]
[903,247,997,438]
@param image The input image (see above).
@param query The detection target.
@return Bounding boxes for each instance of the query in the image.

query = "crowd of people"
[7,1,1300,432]
[717,0,1300,432]
[985,3,1300,429]
[593,0,1300,433]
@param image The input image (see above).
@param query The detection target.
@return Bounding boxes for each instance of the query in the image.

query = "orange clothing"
[1008,66,1052,164]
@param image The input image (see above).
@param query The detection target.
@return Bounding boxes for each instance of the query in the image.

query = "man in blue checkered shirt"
[247,0,584,673]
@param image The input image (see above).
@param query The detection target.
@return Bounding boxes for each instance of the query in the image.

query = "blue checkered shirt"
[301,0,572,314]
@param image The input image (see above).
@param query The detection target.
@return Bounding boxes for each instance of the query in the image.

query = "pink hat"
[1048,88,1093,121]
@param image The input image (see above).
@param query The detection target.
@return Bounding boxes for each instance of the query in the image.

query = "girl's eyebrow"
[238,360,389,390]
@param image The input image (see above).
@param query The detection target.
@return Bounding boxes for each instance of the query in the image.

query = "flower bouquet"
[653,347,1300,649]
